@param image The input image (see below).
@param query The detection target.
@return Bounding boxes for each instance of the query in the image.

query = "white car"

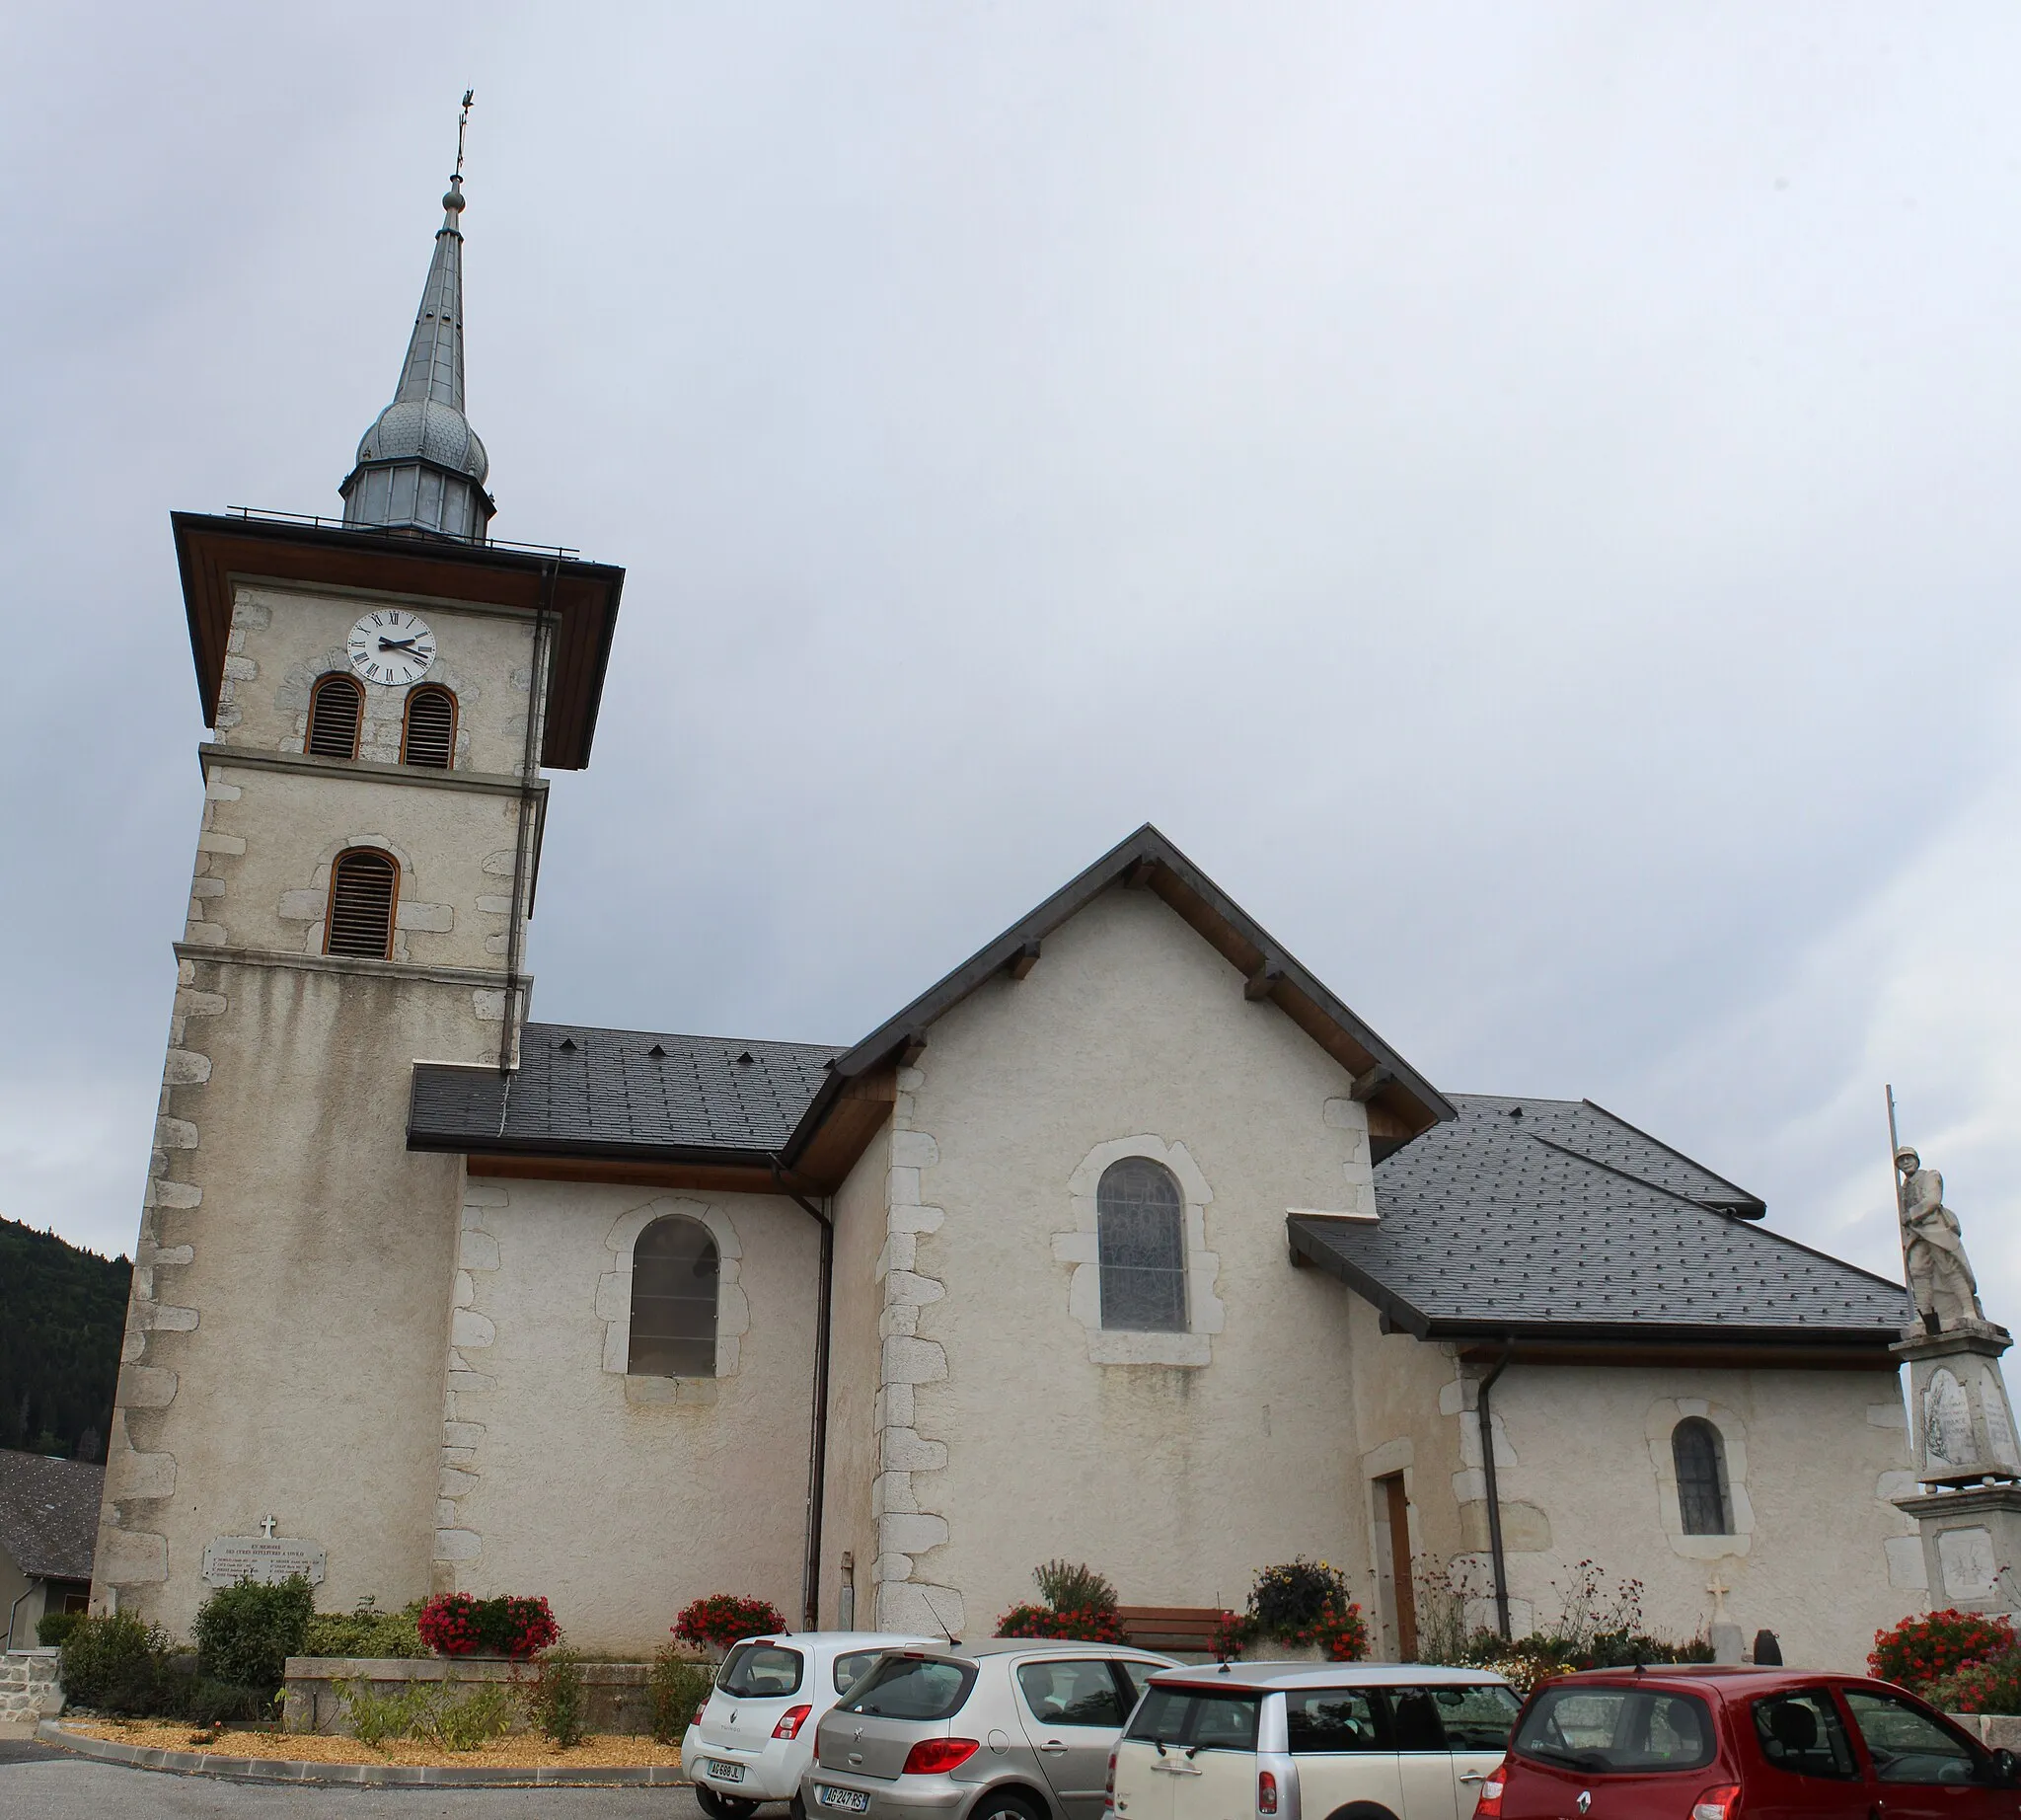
[687,1630,941,1817]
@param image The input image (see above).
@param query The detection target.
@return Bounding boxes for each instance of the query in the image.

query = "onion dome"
[339,175,495,539]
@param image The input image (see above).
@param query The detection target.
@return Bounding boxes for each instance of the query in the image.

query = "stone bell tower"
[90,142,627,1633]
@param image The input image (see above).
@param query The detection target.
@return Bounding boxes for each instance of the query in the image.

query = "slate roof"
[0,1450,103,1583]
[409,1024,846,1161]
[1289,1094,1909,1344]
[1455,1095,1765,1218]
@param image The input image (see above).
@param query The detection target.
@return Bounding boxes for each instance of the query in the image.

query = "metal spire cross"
[455,89,475,178]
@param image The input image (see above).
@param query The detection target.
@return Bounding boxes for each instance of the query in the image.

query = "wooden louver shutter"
[307,676,363,759]
[402,687,455,769]
[326,850,398,958]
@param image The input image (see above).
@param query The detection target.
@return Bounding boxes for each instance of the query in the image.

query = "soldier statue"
[1896,1146,1989,1334]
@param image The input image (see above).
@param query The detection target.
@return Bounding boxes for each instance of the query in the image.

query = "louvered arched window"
[629,1218,720,1377]
[307,674,364,759]
[325,849,399,959]
[1096,1158,1187,1332]
[1674,1416,1732,1535]
[401,686,457,769]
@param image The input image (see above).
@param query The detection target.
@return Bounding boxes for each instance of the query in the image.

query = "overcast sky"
[5,5,2019,1327]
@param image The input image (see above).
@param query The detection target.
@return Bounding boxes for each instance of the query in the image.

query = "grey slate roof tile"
[0,1449,103,1583]
[1290,1095,1908,1339]
[409,1024,845,1158]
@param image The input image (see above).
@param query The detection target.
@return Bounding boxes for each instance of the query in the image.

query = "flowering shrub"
[1210,1611,1252,1661]
[1239,1559,1368,1662]
[1936,1652,2021,1716]
[416,1593,560,1658]
[1870,1610,2015,1692]
[997,1602,1128,1643]
[673,1594,790,1653]
[1251,1559,1353,1634]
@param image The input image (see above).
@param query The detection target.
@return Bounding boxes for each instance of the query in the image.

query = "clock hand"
[378,637,420,650]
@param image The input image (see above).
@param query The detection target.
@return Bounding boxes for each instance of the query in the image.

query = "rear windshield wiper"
[1523,1744,1610,1773]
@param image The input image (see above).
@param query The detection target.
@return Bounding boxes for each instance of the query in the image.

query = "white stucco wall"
[865,882,1380,1635]
[95,957,487,1635]
[1486,1363,1920,1670]
[440,1178,820,1654]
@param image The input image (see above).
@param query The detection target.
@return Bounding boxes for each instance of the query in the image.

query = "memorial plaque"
[201,1535,326,1586]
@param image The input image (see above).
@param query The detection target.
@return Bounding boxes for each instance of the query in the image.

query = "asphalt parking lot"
[0,1734,718,1818]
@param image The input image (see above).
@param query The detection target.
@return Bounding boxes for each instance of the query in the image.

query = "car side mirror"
[1990,1748,2016,1786]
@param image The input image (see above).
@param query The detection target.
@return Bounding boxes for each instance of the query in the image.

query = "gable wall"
[868,882,1381,1634]
[1487,1363,1919,1670]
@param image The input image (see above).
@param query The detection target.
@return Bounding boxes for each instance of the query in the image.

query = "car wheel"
[790,1797,807,1820]
[968,1790,1047,1820]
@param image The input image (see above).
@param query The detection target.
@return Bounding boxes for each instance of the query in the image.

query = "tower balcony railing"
[225,505,581,562]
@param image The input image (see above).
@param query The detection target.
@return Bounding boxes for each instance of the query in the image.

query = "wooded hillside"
[0,1217,129,1461]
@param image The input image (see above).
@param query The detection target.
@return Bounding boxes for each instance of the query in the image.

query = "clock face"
[346,610,436,687]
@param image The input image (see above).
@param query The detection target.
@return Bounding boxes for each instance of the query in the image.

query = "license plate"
[816,1786,870,1812]
[707,1761,746,1783]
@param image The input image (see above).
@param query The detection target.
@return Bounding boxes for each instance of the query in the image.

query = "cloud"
[5,3,2020,1334]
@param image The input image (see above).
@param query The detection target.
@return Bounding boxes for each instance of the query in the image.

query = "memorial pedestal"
[1893,1484,2021,1615]
[1894,1328,2021,1486]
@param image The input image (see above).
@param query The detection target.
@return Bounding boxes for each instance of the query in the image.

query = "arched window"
[629,1218,720,1377]
[1096,1158,1186,1332]
[1674,1416,1732,1535]
[325,849,399,959]
[401,685,457,769]
[307,674,364,759]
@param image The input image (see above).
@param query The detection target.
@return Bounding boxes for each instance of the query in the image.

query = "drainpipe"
[773,1161,834,1632]
[1477,1348,1514,1641]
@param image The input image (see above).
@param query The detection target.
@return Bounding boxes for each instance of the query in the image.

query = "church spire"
[340,94,494,541]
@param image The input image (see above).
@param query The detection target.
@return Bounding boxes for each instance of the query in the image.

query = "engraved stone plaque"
[201,1536,326,1587]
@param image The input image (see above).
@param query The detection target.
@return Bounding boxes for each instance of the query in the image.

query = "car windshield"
[836,1655,977,1721]
[1126,1686,1263,1751]
[718,1643,805,1700]
[1513,1687,1714,1775]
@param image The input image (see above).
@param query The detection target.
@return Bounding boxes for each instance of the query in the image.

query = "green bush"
[58,1613,176,1712]
[302,1600,427,1660]
[1032,1561,1117,1615]
[193,1575,316,1694]
[649,1643,714,1744]
[525,1647,586,1747]
[37,1610,83,1648]
[333,1674,517,1752]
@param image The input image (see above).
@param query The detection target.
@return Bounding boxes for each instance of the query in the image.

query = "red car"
[1476,1666,2018,1820]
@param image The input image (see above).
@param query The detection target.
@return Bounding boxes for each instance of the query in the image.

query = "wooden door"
[1379,1474,1418,1659]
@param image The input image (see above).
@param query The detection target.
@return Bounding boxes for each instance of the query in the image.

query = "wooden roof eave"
[780,824,1453,1168]
[170,511,624,770]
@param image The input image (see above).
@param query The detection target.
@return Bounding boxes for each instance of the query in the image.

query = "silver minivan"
[1111,1663,1521,1820]
[804,1638,1178,1820]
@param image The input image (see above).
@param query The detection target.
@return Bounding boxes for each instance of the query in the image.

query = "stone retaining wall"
[281,1656,659,1736]
[0,1648,63,1721]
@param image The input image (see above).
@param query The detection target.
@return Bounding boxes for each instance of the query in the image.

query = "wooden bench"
[1116,1606,1226,1652]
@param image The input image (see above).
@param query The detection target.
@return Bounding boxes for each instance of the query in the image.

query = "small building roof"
[1289,1095,1909,1352]
[0,1450,104,1584]
[409,1025,846,1165]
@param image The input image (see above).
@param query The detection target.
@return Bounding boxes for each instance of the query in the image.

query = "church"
[91,159,1926,1671]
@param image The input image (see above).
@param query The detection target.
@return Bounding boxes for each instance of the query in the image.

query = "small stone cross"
[258,1514,277,1540]
[1706,1572,1731,1625]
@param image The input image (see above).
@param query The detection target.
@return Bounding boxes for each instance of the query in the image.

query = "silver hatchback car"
[803,1639,1178,1820]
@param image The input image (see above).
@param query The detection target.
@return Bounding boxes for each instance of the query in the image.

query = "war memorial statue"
[1890,1094,2021,1613]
